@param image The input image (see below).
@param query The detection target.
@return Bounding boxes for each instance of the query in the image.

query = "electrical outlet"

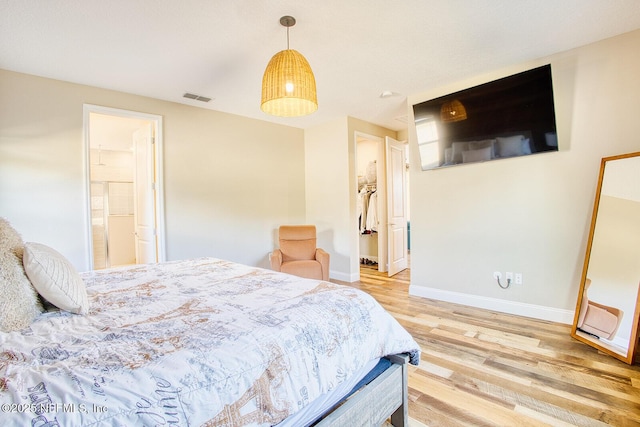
[515,273,523,285]
[493,271,502,280]
[506,272,513,283]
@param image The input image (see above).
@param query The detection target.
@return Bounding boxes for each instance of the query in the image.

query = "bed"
[0,252,420,426]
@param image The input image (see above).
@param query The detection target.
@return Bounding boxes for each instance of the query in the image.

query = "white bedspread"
[0,258,419,426]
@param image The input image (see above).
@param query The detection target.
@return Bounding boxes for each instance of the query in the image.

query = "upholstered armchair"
[577,278,624,340]
[270,225,330,281]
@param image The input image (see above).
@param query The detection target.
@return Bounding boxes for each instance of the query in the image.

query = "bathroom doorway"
[84,105,165,270]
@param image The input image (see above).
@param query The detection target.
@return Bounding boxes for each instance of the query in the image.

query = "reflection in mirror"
[571,152,640,364]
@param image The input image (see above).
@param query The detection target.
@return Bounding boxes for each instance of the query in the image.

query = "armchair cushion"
[580,303,622,340]
[281,260,323,280]
[279,225,317,262]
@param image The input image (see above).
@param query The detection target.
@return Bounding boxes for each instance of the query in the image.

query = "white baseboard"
[330,270,358,283]
[409,285,575,325]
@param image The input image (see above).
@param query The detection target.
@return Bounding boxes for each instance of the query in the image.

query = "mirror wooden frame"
[571,152,640,365]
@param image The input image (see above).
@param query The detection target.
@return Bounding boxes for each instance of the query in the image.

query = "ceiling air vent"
[183,92,212,103]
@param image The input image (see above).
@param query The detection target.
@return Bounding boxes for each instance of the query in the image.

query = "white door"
[133,124,157,264]
[385,136,408,276]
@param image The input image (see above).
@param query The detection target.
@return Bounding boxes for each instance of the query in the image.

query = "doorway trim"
[82,104,166,270]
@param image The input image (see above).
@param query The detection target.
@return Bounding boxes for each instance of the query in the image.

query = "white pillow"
[545,132,558,147]
[23,242,89,314]
[444,147,453,164]
[468,139,497,158]
[462,146,492,163]
[451,141,469,163]
[496,135,525,157]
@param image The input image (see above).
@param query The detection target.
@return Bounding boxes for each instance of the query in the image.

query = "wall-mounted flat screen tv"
[412,64,558,171]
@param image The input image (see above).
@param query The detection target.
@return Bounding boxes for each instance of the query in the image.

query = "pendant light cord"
[286,26,290,50]
[280,15,295,50]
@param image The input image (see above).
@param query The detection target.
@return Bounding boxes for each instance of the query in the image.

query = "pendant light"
[440,99,467,123]
[261,16,318,117]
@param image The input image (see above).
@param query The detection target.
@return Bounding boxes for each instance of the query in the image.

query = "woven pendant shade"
[261,49,318,117]
[440,99,467,123]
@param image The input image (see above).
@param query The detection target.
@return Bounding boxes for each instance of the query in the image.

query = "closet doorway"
[356,132,409,278]
[84,105,165,270]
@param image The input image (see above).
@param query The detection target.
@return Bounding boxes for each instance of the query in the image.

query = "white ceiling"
[2,1,640,131]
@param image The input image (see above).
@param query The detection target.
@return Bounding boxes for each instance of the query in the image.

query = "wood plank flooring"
[334,264,640,427]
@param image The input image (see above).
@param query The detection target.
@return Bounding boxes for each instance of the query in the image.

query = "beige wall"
[304,118,350,278]
[407,29,640,322]
[0,69,306,271]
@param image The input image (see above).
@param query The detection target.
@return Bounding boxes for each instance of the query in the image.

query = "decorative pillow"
[468,139,497,158]
[462,146,492,163]
[443,147,453,165]
[497,135,525,157]
[522,138,532,155]
[0,218,43,332]
[23,242,89,315]
[451,141,469,163]
[545,132,558,147]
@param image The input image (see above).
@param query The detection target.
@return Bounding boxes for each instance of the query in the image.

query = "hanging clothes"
[357,187,364,232]
[366,191,378,232]
[358,187,371,233]
[358,185,377,234]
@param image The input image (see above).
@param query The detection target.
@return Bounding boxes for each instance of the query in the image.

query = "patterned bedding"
[1,258,420,426]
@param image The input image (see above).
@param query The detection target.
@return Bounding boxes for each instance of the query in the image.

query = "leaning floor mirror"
[571,152,640,364]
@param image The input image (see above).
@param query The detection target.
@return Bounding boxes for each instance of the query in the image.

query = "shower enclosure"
[90,147,136,269]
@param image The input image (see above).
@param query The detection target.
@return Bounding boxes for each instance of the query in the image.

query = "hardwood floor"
[334,264,640,427]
